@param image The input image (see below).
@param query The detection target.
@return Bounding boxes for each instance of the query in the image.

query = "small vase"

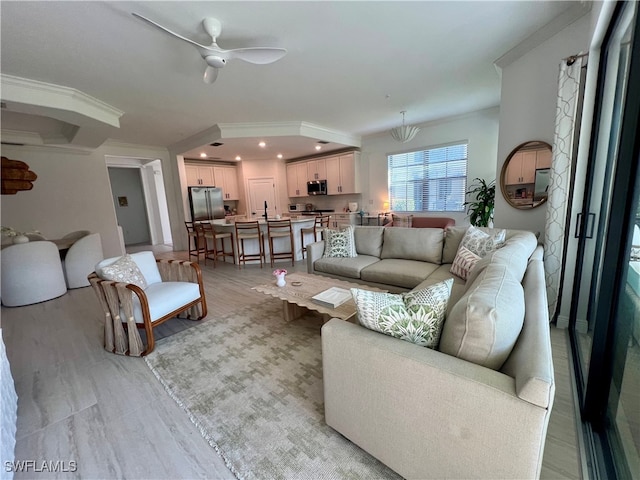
[276,273,286,287]
[12,235,29,244]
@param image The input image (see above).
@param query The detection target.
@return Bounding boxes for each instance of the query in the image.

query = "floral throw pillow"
[100,254,148,289]
[450,246,481,280]
[460,225,506,257]
[351,278,453,348]
[323,226,357,258]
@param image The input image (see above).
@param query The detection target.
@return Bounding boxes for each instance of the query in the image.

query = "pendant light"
[390,111,420,143]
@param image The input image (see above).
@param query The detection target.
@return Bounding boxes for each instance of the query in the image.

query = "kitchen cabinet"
[306,158,326,181]
[186,165,215,186]
[326,152,361,195]
[213,165,240,200]
[505,151,536,185]
[535,148,552,169]
[287,162,308,197]
[330,213,358,229]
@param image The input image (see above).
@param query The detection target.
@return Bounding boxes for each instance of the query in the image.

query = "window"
[388,143,467,212]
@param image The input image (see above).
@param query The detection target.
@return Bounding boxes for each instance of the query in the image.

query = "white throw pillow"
[450,246,481,280]
[99,254,148,289]
[323,226,357,258]
[351,278,453,348]
[460,225,506,257]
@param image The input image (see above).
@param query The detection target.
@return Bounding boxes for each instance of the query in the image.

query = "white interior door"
[247,177,277,219]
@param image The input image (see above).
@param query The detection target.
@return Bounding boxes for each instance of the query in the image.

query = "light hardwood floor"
[1,249,582,479]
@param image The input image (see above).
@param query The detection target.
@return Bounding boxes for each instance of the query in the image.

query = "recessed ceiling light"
[200,153,207,158]
[235,155,242,161]
[315,145,322,151]
[277,154,283,159]
[258,141,266,148]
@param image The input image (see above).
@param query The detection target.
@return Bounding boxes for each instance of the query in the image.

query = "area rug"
[144,300,401,480]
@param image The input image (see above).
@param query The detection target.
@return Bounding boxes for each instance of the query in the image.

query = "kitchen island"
[210,216,317,264]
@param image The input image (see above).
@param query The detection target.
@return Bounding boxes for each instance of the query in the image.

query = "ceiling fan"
[132,13,287,84]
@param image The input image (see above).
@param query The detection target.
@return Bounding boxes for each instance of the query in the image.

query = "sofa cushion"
[314,255,380,279]
[323,226,357,258]
[98,254,148,289]
[450,246,481,280]
[129,282,201,323]
[351,278,453,348]
[353,226,385,257]
[361,259,440,289]
[459,225,506,257]
[439,263,525,370]
[380,227,443,263]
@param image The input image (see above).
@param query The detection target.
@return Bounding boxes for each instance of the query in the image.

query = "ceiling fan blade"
[225,47,287,65]
[203,65,219,84]
[132,13,208,49]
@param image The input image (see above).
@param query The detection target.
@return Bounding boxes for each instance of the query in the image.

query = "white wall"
[493,13,592,238]
[361,107,500,225]
[0,142,171,257]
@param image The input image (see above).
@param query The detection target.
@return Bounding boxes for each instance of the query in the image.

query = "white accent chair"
[1,242,67,307]
[62,230,90,241]
[88,251,207,356]
[63,233,104,289]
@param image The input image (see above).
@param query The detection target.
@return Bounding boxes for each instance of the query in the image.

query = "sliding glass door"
[568,1,640,478]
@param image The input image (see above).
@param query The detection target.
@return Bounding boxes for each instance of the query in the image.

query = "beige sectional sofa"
[307,225,555,479]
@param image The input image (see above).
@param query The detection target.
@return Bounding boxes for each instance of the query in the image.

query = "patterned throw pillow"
[450,246,481,280]
[391,214,413,228]
[323,226,357,258]
[351,278,453,348]
[100,254,148,289]
[460,225,506,257]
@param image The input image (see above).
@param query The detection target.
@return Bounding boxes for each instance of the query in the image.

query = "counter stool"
[234,221,265,268]
[185,221,206,262]
[266,219,295,267]
[300,215,330,258]
[201,223,235,267]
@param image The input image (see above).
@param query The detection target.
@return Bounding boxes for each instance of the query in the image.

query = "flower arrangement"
[1,226,40,237]
[273,269,288,276]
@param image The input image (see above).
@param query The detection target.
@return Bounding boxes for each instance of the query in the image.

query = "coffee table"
[253,272,387,322]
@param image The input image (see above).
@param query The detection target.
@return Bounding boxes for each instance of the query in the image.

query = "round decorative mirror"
[500,141,552,210]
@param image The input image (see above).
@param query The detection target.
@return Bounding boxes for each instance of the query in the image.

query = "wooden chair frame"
[185,221,206,262]
[88,259,207,356]
[234,221,266,268]
[201,222,235,267]
[267,219,295,267]
[301,215,330,257]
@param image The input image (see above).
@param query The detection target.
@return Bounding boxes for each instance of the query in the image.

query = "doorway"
[247,177,278,219]
[567,2,640,477]
[108,167,151,245]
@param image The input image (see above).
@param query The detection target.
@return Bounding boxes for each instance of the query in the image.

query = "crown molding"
[1,74,124,128]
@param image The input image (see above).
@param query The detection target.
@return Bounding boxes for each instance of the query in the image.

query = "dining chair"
[234,221,265,268]
[267,219,295,267]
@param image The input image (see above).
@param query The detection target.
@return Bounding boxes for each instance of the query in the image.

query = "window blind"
[388,143,468,212]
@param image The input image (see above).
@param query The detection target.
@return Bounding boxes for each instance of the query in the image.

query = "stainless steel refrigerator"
[188,187,225,222]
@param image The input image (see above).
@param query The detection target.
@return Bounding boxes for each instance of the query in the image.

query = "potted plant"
[463,178,495,227]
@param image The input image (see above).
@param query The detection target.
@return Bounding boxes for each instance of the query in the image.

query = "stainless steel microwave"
[307,180,327,195]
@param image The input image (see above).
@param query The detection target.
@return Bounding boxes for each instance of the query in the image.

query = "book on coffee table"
[311,287,352,309]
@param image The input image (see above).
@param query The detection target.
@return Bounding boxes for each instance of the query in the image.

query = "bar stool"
[234,221,265,268]
[266,219,295,267]
[185,221,206,262]
[201,223,235,267]
[300,215,330,258]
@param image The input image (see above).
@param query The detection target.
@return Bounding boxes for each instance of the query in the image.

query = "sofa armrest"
[322,319,551,479]
[306,240,324,273]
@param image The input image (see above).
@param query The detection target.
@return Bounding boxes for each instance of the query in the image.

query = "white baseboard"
[557,315,570,329]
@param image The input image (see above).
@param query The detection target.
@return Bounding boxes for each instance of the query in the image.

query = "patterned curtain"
[544,56,586,320]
